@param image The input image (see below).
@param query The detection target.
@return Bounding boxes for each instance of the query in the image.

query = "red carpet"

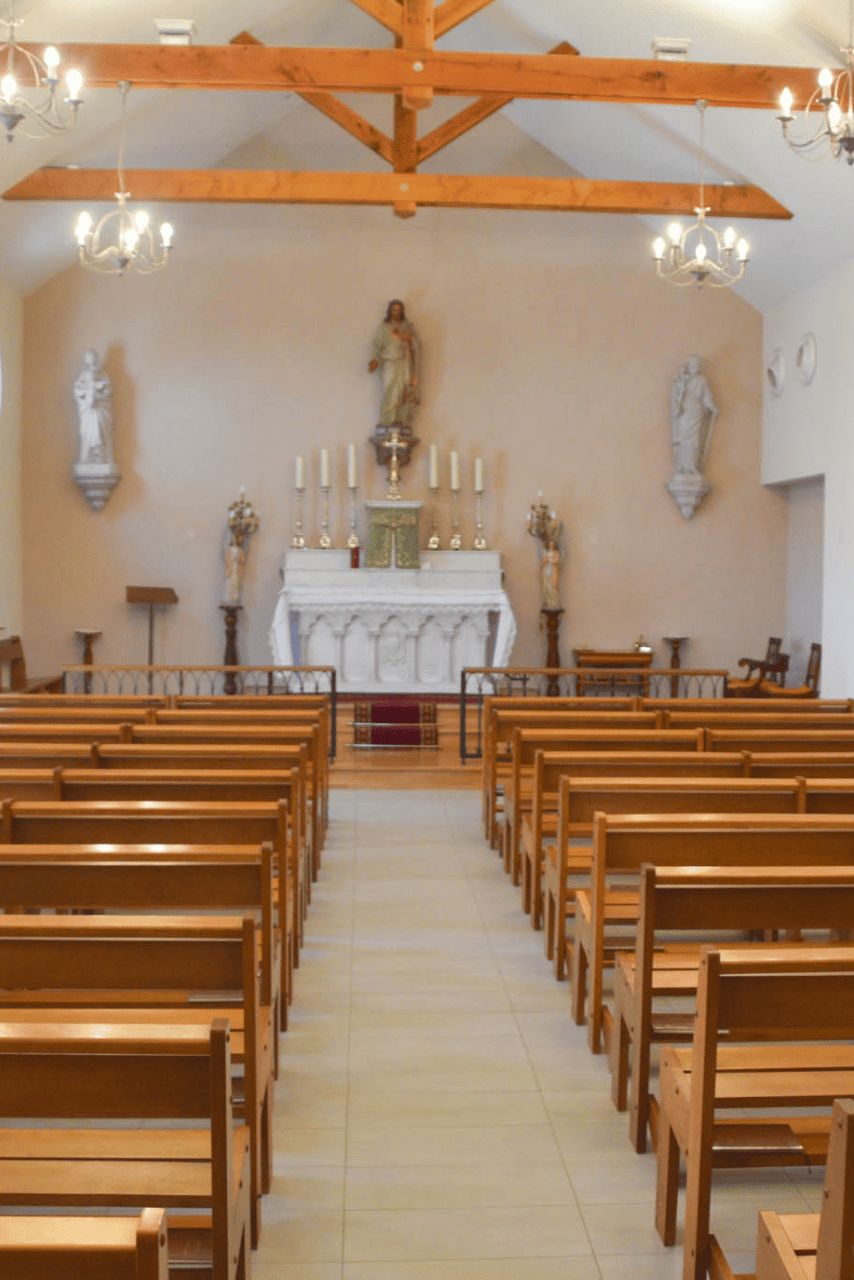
[353,697,438,747]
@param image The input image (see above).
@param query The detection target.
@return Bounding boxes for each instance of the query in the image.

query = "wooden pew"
[665,711,854,732]
[708,729,854,754]
[0,694,165,710]
[0,839,284,1036]
[0,1208,168,1279]
[611,864,854,1153]
[0,636,62,694]
[642,698,854,715]
[708,1096,854,1280]
[535,771,796,937]
[751,753,854,778]
[0,915,268,1250]
[654,946,854,1280]
[480,695,639,841]
[498,715,661,876]
[0,722,129,744]
[573,813,854,1053]
[0,1020,251,1280]
[538,753,747,968]
[0,705,154,724]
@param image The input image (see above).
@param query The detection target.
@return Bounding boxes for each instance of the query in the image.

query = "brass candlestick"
[318,485,332,549]
[346,486,360,549]
[427,486,441,549]
[473,490,487,550]
[291,486,307,549]
[449,490,462,550]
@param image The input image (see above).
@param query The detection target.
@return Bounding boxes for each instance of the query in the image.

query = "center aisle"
[255,789,818,1280]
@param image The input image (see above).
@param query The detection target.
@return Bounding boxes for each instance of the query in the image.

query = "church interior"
[0,2,852,1278]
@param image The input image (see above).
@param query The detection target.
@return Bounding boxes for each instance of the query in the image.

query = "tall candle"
[429,443,439,490]
[474,457,484,492]
[295,455,305,489]
[450,450,460,492]
[347,443,357,489]
[320,448,330,488]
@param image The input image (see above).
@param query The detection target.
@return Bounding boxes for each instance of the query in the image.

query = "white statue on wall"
[72,347,121,511]
[666,354,718,520]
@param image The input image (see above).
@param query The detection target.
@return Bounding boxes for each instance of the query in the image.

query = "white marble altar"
[269,550,516,693]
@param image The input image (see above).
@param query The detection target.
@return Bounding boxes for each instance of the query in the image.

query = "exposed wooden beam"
[31,43,821,107]
[417,40,577,163]
[3,168,793,219]
[401,0,434,111]
[393,93,418,171]
[349,0,403,36]
[229,32,394,168]
[434,0,495,39]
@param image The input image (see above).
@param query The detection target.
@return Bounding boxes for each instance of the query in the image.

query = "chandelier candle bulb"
[474,458,484,492]
[347,443,357,489]
[779,86,794,118]
[450,450,460,492]
[320,448,330,488]
[429,443,439,490]
[295,455,305,490]
[160,223,173,249]
[65,68,83,101]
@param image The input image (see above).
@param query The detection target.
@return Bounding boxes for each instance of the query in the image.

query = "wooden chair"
[0,637,62,694]
[762,642,822,700]
[0,1020,251,1280]
[726,637,787,697]
[654,946,854,1280]
[0,1208,168,1279]
[708,1096,854,1280]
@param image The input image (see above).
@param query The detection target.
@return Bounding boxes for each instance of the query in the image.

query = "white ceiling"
[1,0,853,307]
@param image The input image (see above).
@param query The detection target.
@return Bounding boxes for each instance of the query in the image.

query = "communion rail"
[61,664,338,756]
[458,665,729,762]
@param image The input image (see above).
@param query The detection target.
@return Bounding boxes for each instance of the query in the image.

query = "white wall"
[22,201,786,681]
[763,260,854,696]
[782,476,824,687]
[0,279,22,639]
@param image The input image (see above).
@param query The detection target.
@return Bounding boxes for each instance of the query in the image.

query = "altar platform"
[269,549,516,695]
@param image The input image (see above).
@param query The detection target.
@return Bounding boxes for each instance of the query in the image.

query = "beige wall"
[22,203,785,679]
[0,279,22,639]
[782,477,824,688]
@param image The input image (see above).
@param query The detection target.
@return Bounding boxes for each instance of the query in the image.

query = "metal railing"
[459,666,729,761]
[61,664,338,757]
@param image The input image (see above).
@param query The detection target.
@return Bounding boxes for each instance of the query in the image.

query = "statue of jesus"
[368,299,420,429]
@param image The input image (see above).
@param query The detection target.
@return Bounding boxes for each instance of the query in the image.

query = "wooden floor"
[331,701,479,789]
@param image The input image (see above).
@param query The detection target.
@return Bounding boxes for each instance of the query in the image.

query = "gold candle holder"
[318,485,333,549]
[292,486,307,549]
[346,486,360,549]
[473,490,487,550]
[427,486,440,549]
[449,490,462,550]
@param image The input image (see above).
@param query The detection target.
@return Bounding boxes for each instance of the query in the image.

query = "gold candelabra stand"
[318,485,332,549]
[291,486,307,549]
[427,486,440,549]
[347,486,360,549]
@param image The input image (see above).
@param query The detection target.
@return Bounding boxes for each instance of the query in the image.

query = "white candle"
[474,457,484,492]
[320,448,330,488]
[429,444,439,490]
[450,450,460,492]
[295,455,305,489]
[347,443,357,489]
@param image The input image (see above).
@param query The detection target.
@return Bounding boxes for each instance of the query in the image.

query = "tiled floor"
[257,788,823,1279]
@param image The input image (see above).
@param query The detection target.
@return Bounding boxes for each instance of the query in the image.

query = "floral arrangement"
[228,488,260,544]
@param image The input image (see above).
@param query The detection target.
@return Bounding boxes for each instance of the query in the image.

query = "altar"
[269,550,516,694]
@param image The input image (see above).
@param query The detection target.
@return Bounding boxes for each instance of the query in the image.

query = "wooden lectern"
[125,586,178,667]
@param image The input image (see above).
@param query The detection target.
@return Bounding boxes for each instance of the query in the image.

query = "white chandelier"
[652,100,749,289]
[777,3,854,165]
[74,82,174,276]
[0,6,82,142]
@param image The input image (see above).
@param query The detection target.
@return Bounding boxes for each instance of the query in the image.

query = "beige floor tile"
[347,1032,531,1072]
[272,1167,346,1213]
[273,1126,347,1170]
[343,1203,591,1262]
[344,1260,601,1280]
[346,1123,562,1167]
[347,1089,548,1128]
[344,1159,575,1211]
[345,1062,540,1093]
[349,987,512,1015]
[254,1267,343,1280]
[581,1201,668,1256]
[256,1206,344,1263]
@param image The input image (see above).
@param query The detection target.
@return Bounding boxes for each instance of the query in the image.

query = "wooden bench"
[641,698,854,715]
[707,1096,854,1280]
[0,915,269,1250]
[498,714,661,876]
[655,946,854,1280]
[480,695,638,841]
[537,770,795,944]
[0,1207,168,1279]
[0,721,130,744]
[664,711,854,732]
[707,730,854,755]
[611,864,854,1154]
[0,1019,251,1280]
[573,813,854,1053]
[538,753,748,968]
